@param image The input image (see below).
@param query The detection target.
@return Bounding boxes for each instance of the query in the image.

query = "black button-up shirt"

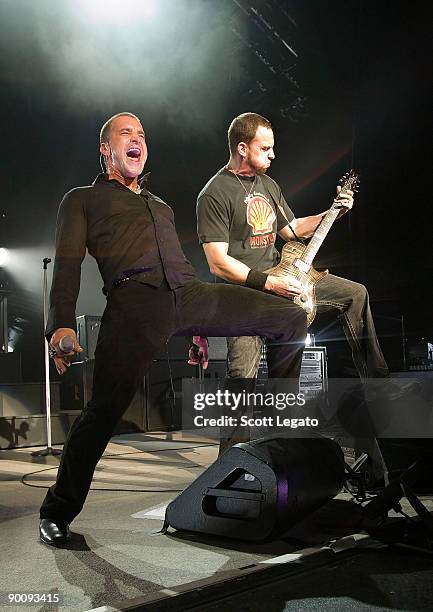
[47,174,196,337]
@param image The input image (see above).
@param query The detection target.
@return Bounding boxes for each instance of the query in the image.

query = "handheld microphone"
[59,335,75,354]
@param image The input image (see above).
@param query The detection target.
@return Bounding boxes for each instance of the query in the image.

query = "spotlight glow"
[78,0,158,24]
[305,333,315,347]
[0,248,9,267]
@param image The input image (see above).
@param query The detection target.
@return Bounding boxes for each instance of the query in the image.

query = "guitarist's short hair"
[228,112,272,155]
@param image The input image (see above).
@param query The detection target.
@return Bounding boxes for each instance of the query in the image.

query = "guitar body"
[265,240,328,326]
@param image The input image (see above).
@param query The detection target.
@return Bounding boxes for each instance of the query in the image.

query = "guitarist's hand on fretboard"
[334,185,354,218]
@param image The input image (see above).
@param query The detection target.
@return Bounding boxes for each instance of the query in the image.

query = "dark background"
[0,0,431,380]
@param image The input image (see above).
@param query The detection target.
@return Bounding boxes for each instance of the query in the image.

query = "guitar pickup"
[294,259,310,273]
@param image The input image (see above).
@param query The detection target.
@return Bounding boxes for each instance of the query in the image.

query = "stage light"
[77,0,158,24]
[0,248,9,267]
[305,333,315,346]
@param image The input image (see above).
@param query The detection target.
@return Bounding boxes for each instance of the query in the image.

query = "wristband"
[245,269,268,291]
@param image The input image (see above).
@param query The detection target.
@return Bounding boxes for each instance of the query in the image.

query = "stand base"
[31,446,62,457]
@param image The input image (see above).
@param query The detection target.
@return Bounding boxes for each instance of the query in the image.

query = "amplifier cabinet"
[300,347,328,395]
[72,315,193,432]
[203,341,328,396]
[60,358,196,434]
[76,315,101,361]
[206,337,228,361]
[0,412,80,449]
[60,360,146,433]
[145,360,196,431]
[0,352,22,384]
[0,382,61,417]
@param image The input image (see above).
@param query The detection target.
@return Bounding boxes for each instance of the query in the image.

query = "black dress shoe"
[39,518,71,546]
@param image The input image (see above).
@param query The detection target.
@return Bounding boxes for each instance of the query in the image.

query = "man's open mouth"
[126,148,141,159]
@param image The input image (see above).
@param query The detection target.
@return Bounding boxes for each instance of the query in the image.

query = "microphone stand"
[32,258,62,457]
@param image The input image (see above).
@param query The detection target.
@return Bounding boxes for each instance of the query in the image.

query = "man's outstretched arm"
[47,191,87,374]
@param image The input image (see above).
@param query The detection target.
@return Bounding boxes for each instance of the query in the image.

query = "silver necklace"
[231,170,256,204]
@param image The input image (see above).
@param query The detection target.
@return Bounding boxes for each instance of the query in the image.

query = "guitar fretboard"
[302,204,340,266]
[296,170,358,268]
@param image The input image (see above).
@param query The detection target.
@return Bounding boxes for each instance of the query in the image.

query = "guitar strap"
[262,175,305,245]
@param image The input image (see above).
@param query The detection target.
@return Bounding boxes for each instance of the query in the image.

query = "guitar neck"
[302,204,341,266]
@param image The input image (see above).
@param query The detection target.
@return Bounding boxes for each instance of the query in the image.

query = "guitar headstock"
[339,169,360,194]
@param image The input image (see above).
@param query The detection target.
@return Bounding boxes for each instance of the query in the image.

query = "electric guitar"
[265,170,360,326]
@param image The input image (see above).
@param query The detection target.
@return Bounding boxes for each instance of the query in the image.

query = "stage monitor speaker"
[165,435,345,542]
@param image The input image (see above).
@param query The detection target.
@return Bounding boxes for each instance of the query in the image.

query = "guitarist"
[196,112,389,381]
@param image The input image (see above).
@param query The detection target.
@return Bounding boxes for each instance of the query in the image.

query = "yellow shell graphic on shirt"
[246,194,276,235]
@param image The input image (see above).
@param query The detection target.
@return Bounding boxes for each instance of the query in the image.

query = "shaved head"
[100,112,141,144]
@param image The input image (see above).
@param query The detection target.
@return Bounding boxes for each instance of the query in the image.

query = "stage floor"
[1,432,432,611]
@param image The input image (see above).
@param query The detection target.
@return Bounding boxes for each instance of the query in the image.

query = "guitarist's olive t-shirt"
[197,168,295,272]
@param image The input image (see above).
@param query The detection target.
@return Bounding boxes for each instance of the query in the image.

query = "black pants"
[40,278,306,523]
